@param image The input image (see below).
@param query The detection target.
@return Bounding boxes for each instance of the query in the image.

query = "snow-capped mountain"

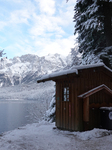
[0,54,70,87]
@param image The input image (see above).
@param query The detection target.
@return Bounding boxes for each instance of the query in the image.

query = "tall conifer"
[74,0,112,68]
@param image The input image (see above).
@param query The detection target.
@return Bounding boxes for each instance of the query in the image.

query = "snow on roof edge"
[70,63,104,71]
[103,64,112,73]
[37,68,78,82]
[37,63,112,83]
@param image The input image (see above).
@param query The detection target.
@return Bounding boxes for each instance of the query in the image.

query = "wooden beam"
[83,97,89,122]
[78,84,112,99]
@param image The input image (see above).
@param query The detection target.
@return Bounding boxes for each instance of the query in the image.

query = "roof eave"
[37,63,112,83]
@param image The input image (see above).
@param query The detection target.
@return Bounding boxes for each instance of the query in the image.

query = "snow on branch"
[44,93,56,123]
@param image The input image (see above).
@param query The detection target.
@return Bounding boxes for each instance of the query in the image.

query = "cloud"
[29,0,76,39]
[5,42,35,58]
[34,35,75,56]
[29,14,65,38]
[9,10,30,25]
[0,0,76,58]
[35,0,56,15]
[0,21,7,31]
[4,35,75,58]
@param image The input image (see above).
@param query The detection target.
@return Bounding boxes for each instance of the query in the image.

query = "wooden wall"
[55,67,112,131]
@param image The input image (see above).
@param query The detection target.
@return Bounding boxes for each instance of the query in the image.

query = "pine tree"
[81,51,102,65]
[0,49,5,57]
[74,0,112,68]
[44,94,56,123]
[71,46,102,65]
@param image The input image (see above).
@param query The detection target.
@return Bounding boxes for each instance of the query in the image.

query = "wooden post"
[83,97,89,130]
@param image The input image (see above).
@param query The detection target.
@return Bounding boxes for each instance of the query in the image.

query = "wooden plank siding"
[55,67,112,131]
[73,77,78,131]
[83,97,89,122]
[56,82,61,128]
[71,80,76,131]
[60,82,63,129]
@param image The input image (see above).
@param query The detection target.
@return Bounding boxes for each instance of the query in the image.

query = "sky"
[0,0,76,59]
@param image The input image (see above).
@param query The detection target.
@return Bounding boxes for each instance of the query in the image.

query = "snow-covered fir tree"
[44,93,56,123]
[71,47,102,66]
[74,0,112,68]
[81,51,102,65]
[0,49,5,57]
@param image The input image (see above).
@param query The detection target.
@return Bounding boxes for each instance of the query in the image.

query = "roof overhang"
[37,63,112,83]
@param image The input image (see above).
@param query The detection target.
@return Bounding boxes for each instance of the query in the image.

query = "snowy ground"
[0,81,112,150]
[0,121,112,150]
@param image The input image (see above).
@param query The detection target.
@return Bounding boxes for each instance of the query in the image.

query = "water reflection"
[0,100,45,134]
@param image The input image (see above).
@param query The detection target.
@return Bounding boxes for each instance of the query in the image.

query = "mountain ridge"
[0,53,71,87]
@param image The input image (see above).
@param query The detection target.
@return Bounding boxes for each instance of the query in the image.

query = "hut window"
[63,86,69,101]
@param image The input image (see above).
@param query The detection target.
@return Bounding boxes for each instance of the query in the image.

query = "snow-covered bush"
[44,94,56,123]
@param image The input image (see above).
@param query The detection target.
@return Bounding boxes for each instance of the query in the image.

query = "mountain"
[0,54,71,87]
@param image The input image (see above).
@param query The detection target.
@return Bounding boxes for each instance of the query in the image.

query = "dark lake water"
[0,100,45,134]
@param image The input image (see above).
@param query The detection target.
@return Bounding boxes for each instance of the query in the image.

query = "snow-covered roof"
[37,63,112,83]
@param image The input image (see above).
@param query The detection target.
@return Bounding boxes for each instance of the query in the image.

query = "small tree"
[0,49,5,57]
[44,94,56,123]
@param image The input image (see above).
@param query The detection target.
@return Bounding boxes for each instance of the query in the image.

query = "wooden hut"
[37,63,112,131]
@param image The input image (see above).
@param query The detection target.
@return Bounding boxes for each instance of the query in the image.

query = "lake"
[0,100,46,134]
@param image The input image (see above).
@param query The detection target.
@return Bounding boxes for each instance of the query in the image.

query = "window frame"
[63,85,70,102]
